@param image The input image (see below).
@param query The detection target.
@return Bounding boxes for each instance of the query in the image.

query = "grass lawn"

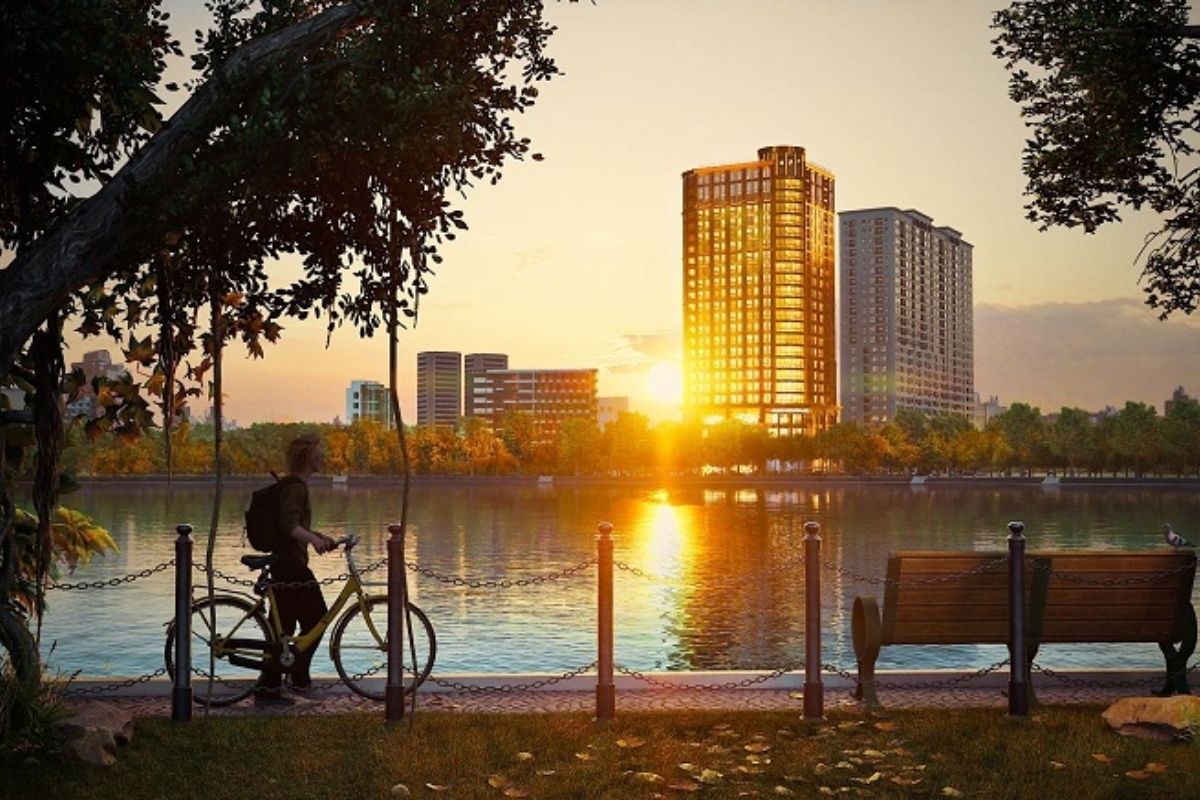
[2,707,1198,799]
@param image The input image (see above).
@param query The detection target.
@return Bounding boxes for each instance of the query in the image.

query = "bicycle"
[164,534,435,706]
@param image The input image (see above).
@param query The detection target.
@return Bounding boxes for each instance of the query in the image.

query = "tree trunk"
[0,2,369,381]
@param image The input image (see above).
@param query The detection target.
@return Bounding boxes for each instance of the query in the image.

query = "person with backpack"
[254,433,337,706]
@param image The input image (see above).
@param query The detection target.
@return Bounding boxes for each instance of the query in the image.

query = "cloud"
[603,332,682,375]
[975,298,1200,412]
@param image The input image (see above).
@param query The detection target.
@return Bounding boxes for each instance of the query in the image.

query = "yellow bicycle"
[164,534,435,706]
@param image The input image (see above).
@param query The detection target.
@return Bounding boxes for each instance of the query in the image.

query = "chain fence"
[616,663,797,691]
[1031,559,1198,586]
[46,559,174,591]
[822,659,1013,692]
[405,557,597,589]
[429,661,598,694]
[62,668,168,697]
[1031,660,1200,691]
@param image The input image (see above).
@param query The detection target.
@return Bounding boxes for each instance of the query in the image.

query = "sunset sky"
[68,1,1200,424]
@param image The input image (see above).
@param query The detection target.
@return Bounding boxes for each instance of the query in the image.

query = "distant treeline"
[60,398,1200,479]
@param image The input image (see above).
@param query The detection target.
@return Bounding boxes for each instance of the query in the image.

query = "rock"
[65,727,118,767]
[57,700,135,744]
[1102,696,1200,742]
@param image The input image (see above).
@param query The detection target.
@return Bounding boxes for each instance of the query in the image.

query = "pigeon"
[1163,523,1195,549]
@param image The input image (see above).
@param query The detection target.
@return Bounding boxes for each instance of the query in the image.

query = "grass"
[2,706,1199,799]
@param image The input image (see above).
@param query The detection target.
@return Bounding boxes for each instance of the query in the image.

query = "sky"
[65,1,1200,423]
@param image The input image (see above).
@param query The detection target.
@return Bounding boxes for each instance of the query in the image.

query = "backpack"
[244,473,301,552]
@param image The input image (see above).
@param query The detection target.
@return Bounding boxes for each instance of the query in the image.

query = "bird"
[1163,523,1195,549]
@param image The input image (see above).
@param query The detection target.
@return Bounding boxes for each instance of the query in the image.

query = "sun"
[645,361,683,405]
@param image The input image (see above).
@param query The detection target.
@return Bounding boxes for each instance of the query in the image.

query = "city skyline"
[57,1,1200,425]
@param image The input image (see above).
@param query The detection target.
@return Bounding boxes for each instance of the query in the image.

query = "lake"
[34,480,1200,679]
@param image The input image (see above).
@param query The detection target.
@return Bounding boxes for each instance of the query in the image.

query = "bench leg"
[852,596,883,710]
[1157,603,1196,697]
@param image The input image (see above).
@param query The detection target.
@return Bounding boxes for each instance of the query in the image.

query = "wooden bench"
[851,550,1198,708]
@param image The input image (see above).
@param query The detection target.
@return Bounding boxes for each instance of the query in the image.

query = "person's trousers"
[257,565,328,690]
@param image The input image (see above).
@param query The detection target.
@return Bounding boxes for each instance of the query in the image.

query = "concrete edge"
[63,668,1166,698]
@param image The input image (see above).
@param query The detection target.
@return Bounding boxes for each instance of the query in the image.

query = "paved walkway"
[80,681,1148,719]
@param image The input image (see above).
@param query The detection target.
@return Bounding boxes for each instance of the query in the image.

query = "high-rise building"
[839,207,974,426]
[417,351,463,427]
[476,368,598,442]
[597,396,629,429]
[682,145,837,436]
[464,352,509,418]
[345,379,394,428]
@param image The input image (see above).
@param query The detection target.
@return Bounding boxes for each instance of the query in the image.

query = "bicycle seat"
[240,553,275,570]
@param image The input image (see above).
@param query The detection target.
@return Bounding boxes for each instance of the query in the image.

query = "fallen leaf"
[772,787,796,796]
[424,785,450,793]
[575,752,593,761]
[666,779,701,792]
[941,788,964,798]
[835,761,855,770]
[617,737,646,749]
[535,769,556,776]
[744,742,772,753]
[633,772,665,784]
[1048,761,1065,770]
[516,752,533,761]
[873,721,898,732]
[1091,753,1113,764]
[1144,762,1168,773]
[818,788,835,797]
[862,749,886,759]
[698,769,724,784]
[1124,770,1150,780]
[890,776,922,786]
[744,754,771,765]
[487,775,509,789]
[503,789,531,798]
[813,763,831,775]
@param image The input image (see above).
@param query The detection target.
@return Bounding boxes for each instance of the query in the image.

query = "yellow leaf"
[1048,761,1065,770]
[666,779,701,792]
[1144,762,1168,773]
[677,763,701,775]
[813,763,831,775]
[535,769,556,776]
[1091,753,1113,764]
[488,774,509,789]
[873,721,898,731]
[698,769,723,785]
[633,772,665,784]
[617,737,646,749]
[941,788,964,798]
[773,787,796,796]
[574,752,592,761]
[744,742,772,753]
[1124,770,1150,780]
[890,776,922,786]
[424,785,450,793]
[503,789,530,798]
[818,788,835,797]
[516,752,533,761]
[862,749,886,759]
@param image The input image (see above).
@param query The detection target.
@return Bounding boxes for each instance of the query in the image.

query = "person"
[255,433,337,706]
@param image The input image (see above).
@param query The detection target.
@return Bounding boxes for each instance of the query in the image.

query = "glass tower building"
[682,145,837,436]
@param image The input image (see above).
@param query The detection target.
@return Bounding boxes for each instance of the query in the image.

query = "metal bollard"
[385,522,407,724]
[803,521,824,719]
[596,522,615,723]
[1007,520,1029,716]
[172,523,193,722]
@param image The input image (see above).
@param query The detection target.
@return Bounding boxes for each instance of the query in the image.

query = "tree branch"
[0,2,370,380]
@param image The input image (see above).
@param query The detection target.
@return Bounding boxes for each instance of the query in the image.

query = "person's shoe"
[253,689,296,707]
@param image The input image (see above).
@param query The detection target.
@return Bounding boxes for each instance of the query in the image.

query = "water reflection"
[34,481,1200,677]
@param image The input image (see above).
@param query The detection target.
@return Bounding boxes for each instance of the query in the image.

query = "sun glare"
[645,361,683,405]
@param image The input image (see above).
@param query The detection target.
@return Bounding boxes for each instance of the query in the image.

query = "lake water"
[34,480,1200,679]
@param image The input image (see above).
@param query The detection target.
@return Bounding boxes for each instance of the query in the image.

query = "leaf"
[873,721,898,732]
[535,769,555,776]
[487,774,509,789]
[941,788,964,798]
[813,763,831,775]
[1144,762,1167,773]
[667,779,701,792]
[574,752,592,761]
[424,785,450,793]
[1048,761,1065,770]
[1124,770,1150,780]
[744,743,772,753]
[516,752,533,761]
[502,789,530,798]
[1091,753,1113,764]
[632,772,664,784]
[772,787,796,796]
[617,737,646,749]
[890,776,922,786]
[697,769,723,785]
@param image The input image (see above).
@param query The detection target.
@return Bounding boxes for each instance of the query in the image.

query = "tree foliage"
[993,0,1200,316]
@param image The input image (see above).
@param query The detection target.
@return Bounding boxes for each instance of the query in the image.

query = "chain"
[1031,660,1200,690]
[822,658,1012,691]
[1030,560,1198,587]
[63,668,168,696]
[822,556,1008,587]
[615,663,798,691]
[47,560,175,591]
[614,553,808,586]
[406,557,596,589]
[194,558,387,589]
[430,661,598,694]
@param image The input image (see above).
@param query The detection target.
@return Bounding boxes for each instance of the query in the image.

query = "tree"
[991,403,1046,474]
[1162,396,1200,475]
[993,0,1200,316]
[1110,401,1163,477]
[556,417,602,476]
[1047,407,1095,476]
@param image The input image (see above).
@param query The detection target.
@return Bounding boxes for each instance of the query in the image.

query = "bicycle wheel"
[164,595,273,707]
[330,595,436,701]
